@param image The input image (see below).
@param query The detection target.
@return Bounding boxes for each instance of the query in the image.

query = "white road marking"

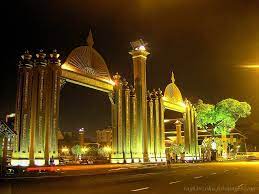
[169,180,182,184]
[108,167,128,171]
[210,172,217,175]
[145,172,159,175]
[194,176,203,179]
[131,187,150,192]
[224,170,229,173]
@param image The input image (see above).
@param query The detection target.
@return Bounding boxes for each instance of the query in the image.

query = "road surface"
[1,161,258,194]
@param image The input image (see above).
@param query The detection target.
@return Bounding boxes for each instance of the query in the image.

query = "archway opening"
[58,82,112,164]
[164,109,184,161]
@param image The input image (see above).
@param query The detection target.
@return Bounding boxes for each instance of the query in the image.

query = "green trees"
[195,98,251,135]
[71,144,89,159]
[169,144,185,161]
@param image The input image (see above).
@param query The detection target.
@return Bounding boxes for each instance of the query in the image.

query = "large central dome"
[164,71,183,104]
[61,31,111,82]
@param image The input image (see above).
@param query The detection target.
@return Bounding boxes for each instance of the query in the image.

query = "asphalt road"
[1,161,258,194]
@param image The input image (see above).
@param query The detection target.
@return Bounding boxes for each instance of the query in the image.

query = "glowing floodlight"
[130,39,148,51]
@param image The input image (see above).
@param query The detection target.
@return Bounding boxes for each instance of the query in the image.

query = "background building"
[0,113,16,169]
[96,127,112,147]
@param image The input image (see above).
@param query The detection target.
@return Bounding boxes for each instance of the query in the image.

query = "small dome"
[61,31,111,83]
[164,83,183,104]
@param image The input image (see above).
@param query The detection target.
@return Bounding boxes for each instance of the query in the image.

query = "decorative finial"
[157,88,163,97]
[36,49,46,59]
[122,78,128,87]
[21,50,32,60]
[49,49,61,65]
[19,50,33,68]
[130,85,136,96]
[171,70,175,84]
[87,29,94,47]
[151,89,158,99]
[147,90,152,100]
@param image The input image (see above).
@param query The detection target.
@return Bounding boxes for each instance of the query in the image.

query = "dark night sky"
[1,0,258,144]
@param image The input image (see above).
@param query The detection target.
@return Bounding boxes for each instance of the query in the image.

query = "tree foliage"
[169,144,185,155]
[195,98,251,135]
[71,144,89,158]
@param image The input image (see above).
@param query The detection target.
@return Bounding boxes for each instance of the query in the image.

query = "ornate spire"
[87,29,94,47]
[35,49,47,67]
[19,50,33,68]
[171,70,175,84]
[49,49,61,65]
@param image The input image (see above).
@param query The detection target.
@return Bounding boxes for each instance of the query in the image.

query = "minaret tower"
[129,40,150,162]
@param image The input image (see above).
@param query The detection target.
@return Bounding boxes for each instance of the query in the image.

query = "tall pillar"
[175,120,183,145]
[147,91,155,162]
[130,86,141,162]
[44,50,61,165]
[109,91,117,158]
[152,90,161,161]
[111,73,124,163]
[30,50,47,166]
[129,45,150,162]
[158,89,166,162]
[184,99,192,160]
[12,51,34,166]
[193,109,199,160]
[123,79,131,163]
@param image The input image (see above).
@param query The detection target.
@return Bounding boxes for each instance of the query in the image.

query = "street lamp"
[61,146,69,155]
[103,146,112,160]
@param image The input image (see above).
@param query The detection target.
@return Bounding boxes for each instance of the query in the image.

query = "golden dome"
[164,71,183,104]
[61,30,111,82]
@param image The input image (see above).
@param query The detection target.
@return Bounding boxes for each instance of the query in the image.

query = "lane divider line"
[194,176,203,179]
[131,187,150,192]
[169,180,182,184]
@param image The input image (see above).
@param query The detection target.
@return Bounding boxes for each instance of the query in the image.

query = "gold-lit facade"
[12,31,198,166]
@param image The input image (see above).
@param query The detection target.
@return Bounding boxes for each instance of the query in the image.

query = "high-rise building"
[96,127,112,146]
[79,128,85,146]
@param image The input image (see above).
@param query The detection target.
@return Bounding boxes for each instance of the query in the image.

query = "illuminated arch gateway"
[12,31,198,166]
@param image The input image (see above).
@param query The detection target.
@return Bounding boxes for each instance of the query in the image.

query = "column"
[158,89,166,162]
[111,73,124,163]
[44,50,61,165]
[109,91,117,159]
[152,90,161,161]
[130,86,140,162]
[123,79,131,163]
[129,46,150,162]
[147,91,155,162]
[30,50,47,166]
[11,51,34,167]
[184,99,192,160]
[193,109,199,160]
[175,120,183,145]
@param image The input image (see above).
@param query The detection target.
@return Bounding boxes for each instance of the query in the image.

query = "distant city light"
[79,128,84,132]
[61,146,69,154]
